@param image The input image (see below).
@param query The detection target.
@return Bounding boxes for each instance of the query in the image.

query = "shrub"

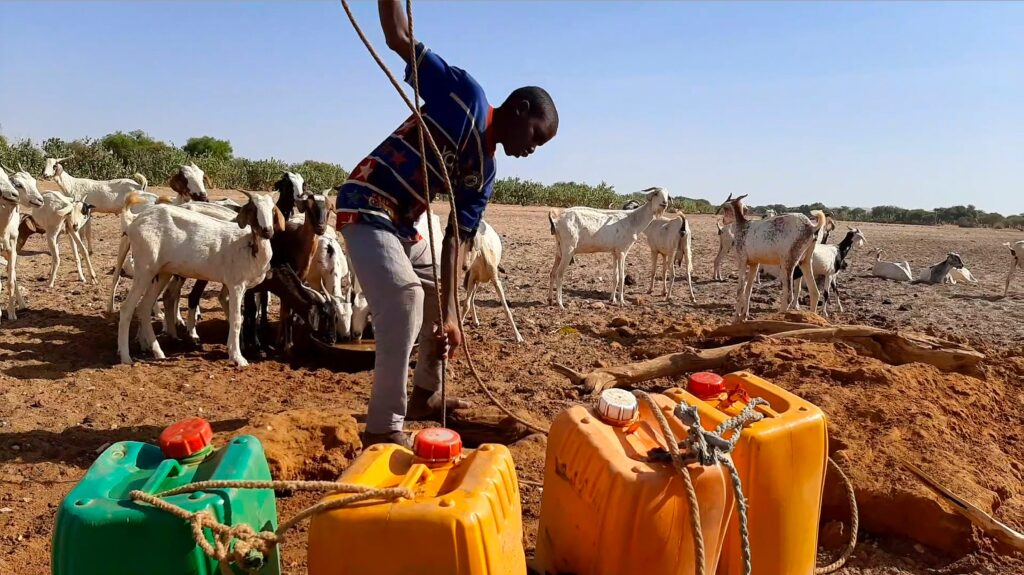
[183,136,233,160]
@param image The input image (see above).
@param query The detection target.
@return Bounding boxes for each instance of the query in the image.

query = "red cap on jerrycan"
[159,418,213,459]
[414,428,463,463]
[688,372,725,400]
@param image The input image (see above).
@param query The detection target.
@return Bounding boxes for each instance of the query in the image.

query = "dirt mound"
[236,409,362,480]
[723,339,1023,554]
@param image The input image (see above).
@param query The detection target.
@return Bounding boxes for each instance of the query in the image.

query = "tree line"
[2,131,1020,229]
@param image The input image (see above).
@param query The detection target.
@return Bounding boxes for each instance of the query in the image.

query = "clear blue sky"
[2,1,1022,214]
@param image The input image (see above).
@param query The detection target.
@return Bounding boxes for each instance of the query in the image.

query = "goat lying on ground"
[721,194,825,321]
[43,156,154,254]
[870,248,912,282]
[462,219,524,343]
[914,253,965,284]
[1003,241,1023,297]
[945,266,978,284]
[548,187,669,307]
[115,191,281,367]
[643,214,696,303]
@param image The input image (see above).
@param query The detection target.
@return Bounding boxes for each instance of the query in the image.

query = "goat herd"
[1,161,1022,370]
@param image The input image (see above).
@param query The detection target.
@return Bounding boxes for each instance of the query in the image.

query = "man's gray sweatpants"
[341,223,443,434]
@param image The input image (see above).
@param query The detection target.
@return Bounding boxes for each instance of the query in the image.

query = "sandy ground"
[2,185,1023,574]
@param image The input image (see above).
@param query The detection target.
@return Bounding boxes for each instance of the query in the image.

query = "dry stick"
[339,0,547,435]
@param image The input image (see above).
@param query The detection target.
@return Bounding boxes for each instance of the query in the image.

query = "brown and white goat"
[1005,241,1023,297]
[721,194,825,321]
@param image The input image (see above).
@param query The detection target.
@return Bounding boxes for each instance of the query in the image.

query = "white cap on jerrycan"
[596,389,639,426]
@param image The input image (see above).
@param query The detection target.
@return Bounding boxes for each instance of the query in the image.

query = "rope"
[633,391,708,575]
[129,479,412,574]
[814,457,859,574]
[339,0,547,435]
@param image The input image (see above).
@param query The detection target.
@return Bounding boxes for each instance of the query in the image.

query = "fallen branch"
[446,407,540,445]
[901,459,1024,554]
[553,322,984,395]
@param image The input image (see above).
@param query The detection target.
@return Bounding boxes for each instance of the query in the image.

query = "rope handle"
[129,479,413,574]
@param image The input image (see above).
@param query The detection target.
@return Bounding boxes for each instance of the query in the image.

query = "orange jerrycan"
[307,428,525,575]
[665,371,828,575]
[535,390,734,575]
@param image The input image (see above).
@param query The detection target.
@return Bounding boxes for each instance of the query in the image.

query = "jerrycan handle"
[396,463,432,496]
[139,458,185,495]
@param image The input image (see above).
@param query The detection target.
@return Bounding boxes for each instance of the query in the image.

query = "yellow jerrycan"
[307,428,526,575]
[535,390,734,575]
[665,371,828,575]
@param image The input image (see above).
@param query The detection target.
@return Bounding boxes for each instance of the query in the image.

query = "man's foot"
[362,430,413,450]
[406,386,472,422]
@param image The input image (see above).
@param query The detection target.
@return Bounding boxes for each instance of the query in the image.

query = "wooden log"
[552,325,984,395]
[706,320,820,339]
[902,460,1024,554]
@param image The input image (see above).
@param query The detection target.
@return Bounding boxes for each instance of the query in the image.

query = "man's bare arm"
[379,0,413,64]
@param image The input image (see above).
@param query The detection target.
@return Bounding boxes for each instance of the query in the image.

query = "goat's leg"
[648,250,658,294]
[469,283,481,326]
[551,248,572,308]
[666,251,676,300]
[460,277,477,324]
[118,271,153,365]
[832,276,843,313]
[548,252,561,306]
[84,219,93,256]
[185,280,209,345]
[241,290,261,354]
[45,232,61,288]
[71,228,97,284]
[184,280,208,344]
[494,277,524,343]
[227,285,248,367]
[684,253,696,304]
[138,275,171,360]
[1005,260,1018,297]
[736,264,759,322]
[162,276,182,339]
[798,252,820,314]
[4,248,16,321]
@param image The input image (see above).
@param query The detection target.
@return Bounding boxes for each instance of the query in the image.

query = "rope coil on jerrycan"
[338,0,546,434]
[129,479,413,575]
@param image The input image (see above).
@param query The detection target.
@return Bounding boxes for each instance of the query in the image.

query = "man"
[337,0,559,447]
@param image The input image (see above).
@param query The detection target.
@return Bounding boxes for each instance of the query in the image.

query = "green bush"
[183,136,233,160]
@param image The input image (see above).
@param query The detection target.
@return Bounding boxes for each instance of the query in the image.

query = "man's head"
[494,86,558,158]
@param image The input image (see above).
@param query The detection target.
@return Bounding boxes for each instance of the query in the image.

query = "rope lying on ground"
[130,480,412,574]
[815,458,859,574]
[338,0,547,435]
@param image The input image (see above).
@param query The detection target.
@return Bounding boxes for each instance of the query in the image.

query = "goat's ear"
[168,171,186,195]
[273,206,287,232]
[235,201,254,229]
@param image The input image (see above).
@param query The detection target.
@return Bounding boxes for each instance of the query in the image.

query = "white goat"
[9,168,97,288]
[721,194,825,321]
[713,219,735,282]
[43,156,152,254]
[870,248,912,282]
[461,219,524,343]
[547,187,669,307]
[307,233,353,340]
[945,266,978,284]
[1003,241,1023,297]
[643,214,696,303]
[116,191,280,367]
[1,167,45,321]
[915,253,965,284]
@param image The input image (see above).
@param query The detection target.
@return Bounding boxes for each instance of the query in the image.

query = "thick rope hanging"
[130,479,412,574]
[339,0,546,434]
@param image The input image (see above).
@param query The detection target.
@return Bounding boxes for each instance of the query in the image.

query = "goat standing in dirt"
[721,194,825,321]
